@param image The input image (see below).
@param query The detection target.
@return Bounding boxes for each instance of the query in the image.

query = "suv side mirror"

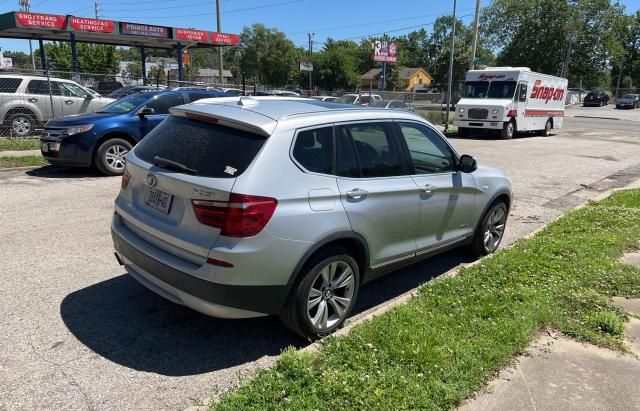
[458,154,477,173]
[137,107,155,117]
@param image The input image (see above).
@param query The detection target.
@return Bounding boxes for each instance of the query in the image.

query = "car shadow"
[60,248,471,376]
[26,165,105,179]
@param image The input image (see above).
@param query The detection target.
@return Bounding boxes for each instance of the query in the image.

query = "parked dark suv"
[583,91,609,107]
[40,90,226,175]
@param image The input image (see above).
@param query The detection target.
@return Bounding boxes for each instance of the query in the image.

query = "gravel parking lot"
[1,114,639,410]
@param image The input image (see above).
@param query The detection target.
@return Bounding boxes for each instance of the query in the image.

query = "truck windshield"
[463,81,489,98]
[487,81,517,99]
[463,81,518,99]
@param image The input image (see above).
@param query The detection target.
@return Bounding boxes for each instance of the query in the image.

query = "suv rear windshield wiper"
[153,156,197,175]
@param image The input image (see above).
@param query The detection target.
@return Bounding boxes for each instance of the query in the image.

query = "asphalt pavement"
[1,110,639,410]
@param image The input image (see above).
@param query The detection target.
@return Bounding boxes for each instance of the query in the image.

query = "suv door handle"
[64,100,74,105]
[346,188,368,199]
[419,184,438,194]
[28,97,38,103]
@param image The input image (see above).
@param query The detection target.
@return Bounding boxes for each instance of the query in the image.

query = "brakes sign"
[530,80,565,103]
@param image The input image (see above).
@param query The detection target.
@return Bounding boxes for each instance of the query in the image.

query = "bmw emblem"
[146,173,157,187]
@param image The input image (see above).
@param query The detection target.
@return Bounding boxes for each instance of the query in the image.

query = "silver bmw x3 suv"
[111,96,512,339]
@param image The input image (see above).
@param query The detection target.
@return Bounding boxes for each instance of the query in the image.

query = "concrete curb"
[302,176,640,354]
[0,149,41,158]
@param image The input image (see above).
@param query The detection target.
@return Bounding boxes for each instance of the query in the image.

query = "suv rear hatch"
[116,112,271,265]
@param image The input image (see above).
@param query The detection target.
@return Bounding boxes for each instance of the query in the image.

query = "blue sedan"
[40,89,227,175]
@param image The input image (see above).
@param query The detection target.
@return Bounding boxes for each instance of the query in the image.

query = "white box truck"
[454,67,568,139]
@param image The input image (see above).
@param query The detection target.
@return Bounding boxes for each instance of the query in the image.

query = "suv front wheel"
[280,247,360,340]
[95,138,132,176]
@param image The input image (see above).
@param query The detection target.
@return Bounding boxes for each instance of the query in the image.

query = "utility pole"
[216,0,224,85]
[94,0,100,19]
[560,33,575,79]
[308,32,314,91]
[469,0,480,70]
[444,0,457,133]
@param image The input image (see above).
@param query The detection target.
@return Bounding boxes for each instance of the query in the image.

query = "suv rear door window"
[292,127,333,174]
[27,80,61,95]
[0,78,22,93]
[338,122,404,177]
[134,116,266,178]
[145,93,185,114]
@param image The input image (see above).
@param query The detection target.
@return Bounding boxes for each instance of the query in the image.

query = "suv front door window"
[335,122,420,267]
[397,121,477,249]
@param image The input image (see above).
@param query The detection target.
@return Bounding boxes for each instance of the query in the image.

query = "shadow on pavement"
[60,248,472,376]
[26,165,104,179]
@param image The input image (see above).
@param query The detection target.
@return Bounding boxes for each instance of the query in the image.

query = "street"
[1,114,639,410]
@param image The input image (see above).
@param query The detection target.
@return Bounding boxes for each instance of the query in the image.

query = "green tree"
[313,39,363,90]
[148,65,166,85]
[238,23,299,86]
[122,62,142,81]
[44,42,120,74]
[482,0,627,89]
[2,50,33,69]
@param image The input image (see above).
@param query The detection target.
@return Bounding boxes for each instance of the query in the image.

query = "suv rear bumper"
[112,225,290,319]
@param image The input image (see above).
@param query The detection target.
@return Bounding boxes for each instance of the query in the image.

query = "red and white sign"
[529,80,565,104]
[210,32,240,45]
[70,17,115,33]
[176,28,209,42]
[373,40,397,63]
[16,12,66,29]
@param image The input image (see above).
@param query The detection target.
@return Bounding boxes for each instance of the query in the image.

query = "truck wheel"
[458,127,468,138]
[9,112,36,137]
[95,138,132,176]
[539,119,552,137]
[280,246,360,340]
[500,120,515,140]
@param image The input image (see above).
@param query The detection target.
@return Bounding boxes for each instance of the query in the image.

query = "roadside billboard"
[299,61,313,72]
[373,40,397,63]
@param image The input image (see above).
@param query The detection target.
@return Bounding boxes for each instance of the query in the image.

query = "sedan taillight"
[192,194,278,237]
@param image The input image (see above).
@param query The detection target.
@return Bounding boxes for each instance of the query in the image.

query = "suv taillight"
[191,194,278,237]
[121,167,131,190]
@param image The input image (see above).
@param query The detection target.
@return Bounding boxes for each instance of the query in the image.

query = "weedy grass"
[214,189,640,410]
[0,155,46,169]
[0,138,40,152]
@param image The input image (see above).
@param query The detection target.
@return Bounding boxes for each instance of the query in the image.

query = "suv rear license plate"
[145,188,173,214]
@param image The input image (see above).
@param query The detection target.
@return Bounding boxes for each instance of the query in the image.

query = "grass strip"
[0,138,40,152]
[0,155,46,169]
[214,189,640,410]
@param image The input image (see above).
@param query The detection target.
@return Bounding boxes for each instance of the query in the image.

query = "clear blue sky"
[1,0,639,53]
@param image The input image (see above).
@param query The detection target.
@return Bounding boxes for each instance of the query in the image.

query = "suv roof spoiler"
[170,103,277,137]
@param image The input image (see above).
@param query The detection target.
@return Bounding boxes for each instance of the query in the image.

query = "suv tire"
[280,246,360,340]
[500,120,515,140]
[469,200,508,257]
[95,138,132,176]
[8,112,36,137]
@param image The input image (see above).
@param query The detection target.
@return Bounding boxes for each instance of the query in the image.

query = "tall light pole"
[308,32,314,91]
[19,0,36,70]
[469,0,480,70]
[444,0,457,133]
[216,0,224,85]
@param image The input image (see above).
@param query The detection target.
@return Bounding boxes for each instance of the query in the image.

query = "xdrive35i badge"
[146,173,157,187]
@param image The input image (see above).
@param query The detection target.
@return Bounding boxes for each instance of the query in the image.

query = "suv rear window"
[0,78,22,93]
[134,116,266,178]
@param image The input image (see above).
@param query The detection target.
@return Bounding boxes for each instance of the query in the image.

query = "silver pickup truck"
[0,74,114,136]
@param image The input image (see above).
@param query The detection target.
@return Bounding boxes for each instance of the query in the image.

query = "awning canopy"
[0,11,240,49]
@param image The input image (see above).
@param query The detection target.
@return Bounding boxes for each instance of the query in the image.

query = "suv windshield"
[134,116,266,178]
[97,92,157,113]
[338,95,357,104]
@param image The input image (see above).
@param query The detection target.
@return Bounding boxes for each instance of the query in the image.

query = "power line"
[101,1,223,12]
[104,0,303,20]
